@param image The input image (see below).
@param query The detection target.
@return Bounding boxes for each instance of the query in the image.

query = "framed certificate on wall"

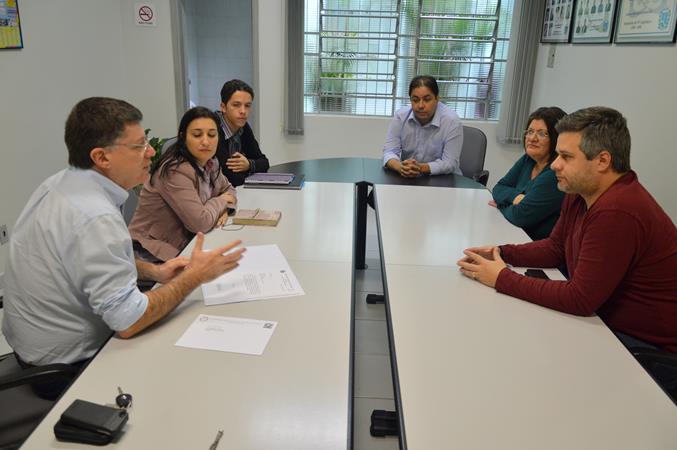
[0,0,23,49]
[542,0,576,43]
[614,0,677,43]
[572,0,619,43]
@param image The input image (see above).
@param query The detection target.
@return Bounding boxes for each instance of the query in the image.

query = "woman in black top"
[215,79,270,186]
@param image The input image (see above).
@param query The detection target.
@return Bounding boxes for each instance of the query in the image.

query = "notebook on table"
[243,173,305,190]
[232,209,281,226]
[244,173,294,185]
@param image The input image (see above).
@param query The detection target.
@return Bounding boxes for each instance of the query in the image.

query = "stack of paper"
[201,244,305,305]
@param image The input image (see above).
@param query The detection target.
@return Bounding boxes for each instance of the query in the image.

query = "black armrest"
[0,358,79,392]
[631,347,677,367]
[630,347,677,403]
[472,170,489,186]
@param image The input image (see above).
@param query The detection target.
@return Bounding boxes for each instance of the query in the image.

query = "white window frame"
[303,0,514,121]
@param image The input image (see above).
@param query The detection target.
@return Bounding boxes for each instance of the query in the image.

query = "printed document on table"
[175,314,277,355]
[201,244,305,306]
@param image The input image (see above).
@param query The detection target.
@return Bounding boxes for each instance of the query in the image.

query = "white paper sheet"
[175,314,277,355]
[201,244,305,306]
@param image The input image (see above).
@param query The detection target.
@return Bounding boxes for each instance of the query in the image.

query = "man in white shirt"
[2,97,245,399]
[383,75,464,177]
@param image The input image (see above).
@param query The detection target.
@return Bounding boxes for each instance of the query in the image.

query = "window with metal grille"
[304,0,514,120]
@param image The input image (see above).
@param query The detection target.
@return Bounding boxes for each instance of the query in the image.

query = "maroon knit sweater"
[496,171,677,353]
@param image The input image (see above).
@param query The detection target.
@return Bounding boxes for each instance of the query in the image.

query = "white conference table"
[22,182,355,450]
[374,184,677,450]
[20,179,677,450]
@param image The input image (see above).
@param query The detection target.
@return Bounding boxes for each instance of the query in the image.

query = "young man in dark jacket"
[215,79,269,186]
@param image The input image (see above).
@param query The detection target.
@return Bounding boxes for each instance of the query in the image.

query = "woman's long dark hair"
[149,106,220,186]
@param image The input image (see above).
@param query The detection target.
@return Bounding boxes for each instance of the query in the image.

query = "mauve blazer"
[128,161,236,261]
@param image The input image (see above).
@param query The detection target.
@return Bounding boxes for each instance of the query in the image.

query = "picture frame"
[541,0,576,43]
[0,0,23,50]
[572,0,619,43]
[614,0,677,43]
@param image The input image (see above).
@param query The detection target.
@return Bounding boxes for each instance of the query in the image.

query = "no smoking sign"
[135,3,157,26]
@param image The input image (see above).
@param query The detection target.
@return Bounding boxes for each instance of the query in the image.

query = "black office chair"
[160,136,177,154]
[0,352,78,449]
[630,347,677,405]
[459,125,489,186]
[122,189,140,226]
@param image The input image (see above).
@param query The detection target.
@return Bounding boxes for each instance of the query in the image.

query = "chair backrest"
[160,137,177,154]
[459,125,487,178]
[122,189,139,225]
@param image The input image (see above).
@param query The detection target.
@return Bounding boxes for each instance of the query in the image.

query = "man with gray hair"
[2,97,245,399]
[457,106,677,355]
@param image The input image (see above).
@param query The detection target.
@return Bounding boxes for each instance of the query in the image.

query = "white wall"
[117,1,178,137]
[0,0,178,273]
[530,43,677,219]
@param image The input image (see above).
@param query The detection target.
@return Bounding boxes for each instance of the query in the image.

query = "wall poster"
[542,0,576,43]
[0,0,22,49]
[572,0,619,43]
[615,0,677,43]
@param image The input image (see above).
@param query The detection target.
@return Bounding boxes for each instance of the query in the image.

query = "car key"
[115,386,133,409]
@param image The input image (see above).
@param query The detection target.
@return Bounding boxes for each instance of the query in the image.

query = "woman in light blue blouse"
[490,107,566,240]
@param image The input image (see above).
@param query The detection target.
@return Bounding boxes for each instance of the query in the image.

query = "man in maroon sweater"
[457,106,677,353]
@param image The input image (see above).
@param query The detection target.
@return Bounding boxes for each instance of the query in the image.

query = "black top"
[215,122,270,186]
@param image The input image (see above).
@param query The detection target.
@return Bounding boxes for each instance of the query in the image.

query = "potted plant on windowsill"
[320,31,357,112]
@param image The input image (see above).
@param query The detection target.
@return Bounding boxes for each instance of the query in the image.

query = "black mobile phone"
[525,269,549,280]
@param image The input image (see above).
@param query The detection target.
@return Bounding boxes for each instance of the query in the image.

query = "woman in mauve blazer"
[129,107,237,262]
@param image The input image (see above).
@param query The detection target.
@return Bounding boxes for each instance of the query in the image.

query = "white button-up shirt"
[383,102,464,175]
[2,168,148,365]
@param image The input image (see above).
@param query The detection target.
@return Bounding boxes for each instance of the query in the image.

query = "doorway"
[173,0,254,120]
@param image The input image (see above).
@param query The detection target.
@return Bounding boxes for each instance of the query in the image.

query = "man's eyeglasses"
[108,139,152,152]
[524,129,549,139]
